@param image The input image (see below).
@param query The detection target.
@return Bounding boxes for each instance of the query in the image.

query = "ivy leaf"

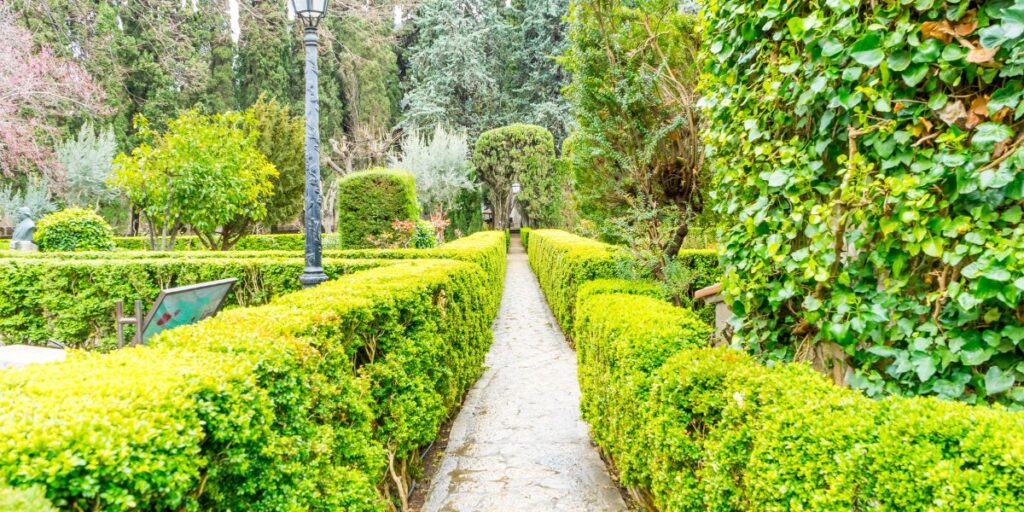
[766,170,789,187]
[851,34,885,67]
[888,51,911,71]
[984,366,1016,395]
[902,64,930,86]
[972,122,1014,148]
[914,354,937,382]
[922,238,944,258]
[802,295,822,311]
[984,267,1012,282]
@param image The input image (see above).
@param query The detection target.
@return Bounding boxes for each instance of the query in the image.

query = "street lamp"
[291,0,329,288]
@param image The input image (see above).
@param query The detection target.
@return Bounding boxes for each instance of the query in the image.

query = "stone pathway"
[421,236,626,512]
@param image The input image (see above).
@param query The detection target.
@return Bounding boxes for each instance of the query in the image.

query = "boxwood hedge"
[534,229,1024,511]
[0,257,382,347]
[526,229,720,335]
[0,232,507,510]
[0,232,509,348]
[112,233,306,251]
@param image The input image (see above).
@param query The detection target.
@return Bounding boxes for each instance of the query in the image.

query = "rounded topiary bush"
[336,168,420,249]
[34,208,115,252]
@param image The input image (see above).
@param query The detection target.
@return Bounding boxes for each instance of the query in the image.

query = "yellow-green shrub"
[113,233,306,251]
[0,230,504,510]
[0,231,508,348]
[575,292,710,491]
[545,230,1024,511]
[526,229,630,333]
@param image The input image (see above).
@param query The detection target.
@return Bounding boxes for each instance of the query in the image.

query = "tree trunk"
[664,219,690,260]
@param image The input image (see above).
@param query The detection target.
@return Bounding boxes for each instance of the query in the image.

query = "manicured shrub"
[0,233,507,510]
[336,168,420,249]
[520,227,531,250]
[473,124,562,228]
[0,257,381,347]
[704,0,1024,403]
[532,229,1024,511]
[34,208,115,251]
[575,292,710,492]
[527,229,632,334]
[112,233,307,251]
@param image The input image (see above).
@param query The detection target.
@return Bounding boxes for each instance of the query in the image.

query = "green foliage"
[336,168,420,249]
[55,123,118,208]
[248,96,305,228]
[113,233,307,251]
[399,0,571,142]
[473,124,561,228]
[110,111,277,251]
[389,125,474,214]
[0,178,55,225]
[525,229,632,334]
[448,187,485,239]
[575,292,710,492]
[562,0,705,259]
[0,486,57,512]
[0,257,378,347]
[34,208,115,252]
[520,227,531,251]
[0,232,507,510]
[705,0,1024,403]
[535,231,1024,511]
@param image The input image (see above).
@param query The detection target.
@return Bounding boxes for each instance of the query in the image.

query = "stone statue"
[9,207,37,251]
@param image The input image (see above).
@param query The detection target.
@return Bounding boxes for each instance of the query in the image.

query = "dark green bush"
[0,233,507,511]
[705,0,1024,403]
[34,208,115,252]
[474,124,563,228]
[520,227,531,250]
[336,168,420,249]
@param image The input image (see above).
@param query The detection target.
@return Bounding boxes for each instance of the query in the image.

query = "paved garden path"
[421,236,626,512]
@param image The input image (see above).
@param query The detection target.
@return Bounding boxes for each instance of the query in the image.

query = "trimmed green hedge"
[535,229,1024,511]
[336,168,420,249]
[575,291,710,494]
[0,257,382,347]
[0,232,508,349]
[520,227,531,251]
[112,233,306,251]
[0,232,507,510]
[526,229,630,334]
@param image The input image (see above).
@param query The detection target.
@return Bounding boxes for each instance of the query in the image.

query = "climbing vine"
[705,0,1024,404]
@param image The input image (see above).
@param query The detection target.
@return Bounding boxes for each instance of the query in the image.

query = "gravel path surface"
[421,236,626,512]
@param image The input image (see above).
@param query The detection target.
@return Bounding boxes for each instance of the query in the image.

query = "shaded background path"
[420,236,626,511]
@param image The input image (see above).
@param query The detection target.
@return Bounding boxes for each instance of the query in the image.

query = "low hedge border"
[526,229,630,334]
[0,257,384,347]
[112,233,306,251]
[0,232,509,348]
[0,231,507,510]
[536,230,1024,511]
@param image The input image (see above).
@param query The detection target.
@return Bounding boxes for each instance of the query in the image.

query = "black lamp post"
[290,0,329,288]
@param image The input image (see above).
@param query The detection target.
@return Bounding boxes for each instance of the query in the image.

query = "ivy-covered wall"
[705,0,1024,404]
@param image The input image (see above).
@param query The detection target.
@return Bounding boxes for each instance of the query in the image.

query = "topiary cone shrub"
[34,208,115,252]
[336,168,420,249]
